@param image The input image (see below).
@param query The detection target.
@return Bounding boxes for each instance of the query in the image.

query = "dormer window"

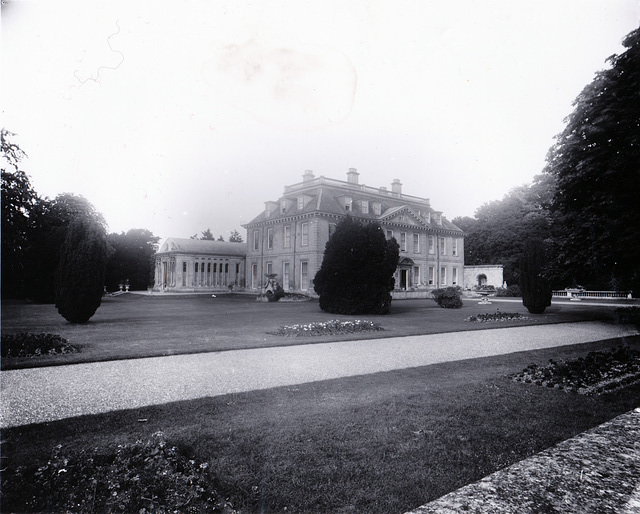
[297,196,304,210]
[281,198,287,213]
[344,197,352,211]
[373,203,381,215]
[360,200,369,214]
[425,211,431,223]
[435,212,442,225]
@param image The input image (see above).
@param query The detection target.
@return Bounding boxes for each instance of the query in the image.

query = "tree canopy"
[105,229,160,291]
[452,174,554,286]
[543,26,640,292]
[313,217,399,314]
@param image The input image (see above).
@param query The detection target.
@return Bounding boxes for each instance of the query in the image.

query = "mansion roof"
[157,238,247,256]
[244,172,463,234]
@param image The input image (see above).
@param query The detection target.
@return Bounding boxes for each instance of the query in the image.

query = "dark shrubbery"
[1,332,78,358]
[0,432,232,513]
[431,287,463,308]
[55,218,109,323]
[495,285,522,297]
[520,239,552,314]
[313,217,399,315]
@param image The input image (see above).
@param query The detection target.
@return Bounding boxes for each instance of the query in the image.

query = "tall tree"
[229,229,244,243]
[200,228,214,240]
[26,193,107,302]
[544,26,640,293]
[55,218,109,323]
[1,129,38,298]
[452,174,554,286]
[313,217,399,314]
[105,229,160,291]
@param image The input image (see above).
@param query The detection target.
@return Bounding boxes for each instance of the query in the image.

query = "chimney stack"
[303,169,315,182]
[391,179,402,196]
[347,168,359,184]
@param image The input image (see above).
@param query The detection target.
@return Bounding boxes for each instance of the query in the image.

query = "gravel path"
[1,321,637,428]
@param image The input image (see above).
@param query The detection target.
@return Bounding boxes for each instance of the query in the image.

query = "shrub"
[495,285,521,297]
[313,217,399,315]
[519,239,552,314]
[55,218,109,323]
[431,287,463,308]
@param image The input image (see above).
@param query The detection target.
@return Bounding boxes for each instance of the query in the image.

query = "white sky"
[2,1,639,242]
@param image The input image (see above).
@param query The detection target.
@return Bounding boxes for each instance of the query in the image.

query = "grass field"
[2,294,639,512]
[0,292,622,369]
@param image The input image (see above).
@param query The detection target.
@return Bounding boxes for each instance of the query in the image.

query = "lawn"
[2,294,639,512]
[0,292,624,369]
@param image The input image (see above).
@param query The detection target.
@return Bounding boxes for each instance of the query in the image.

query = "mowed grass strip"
[3,336,639,513]
[0,293,621,369]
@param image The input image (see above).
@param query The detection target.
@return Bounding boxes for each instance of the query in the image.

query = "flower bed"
[0,432,233,513]
[512,346,640,395]
[466,311,530,323]
[269,319,383,337]
[1,332,79,358]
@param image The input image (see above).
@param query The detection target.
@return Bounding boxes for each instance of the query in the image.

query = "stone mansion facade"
[153,169,464,294]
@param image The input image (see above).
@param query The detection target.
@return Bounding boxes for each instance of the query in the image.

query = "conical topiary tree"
[55,217,109,323]
[520,238,552,314]
[313,217,400,315]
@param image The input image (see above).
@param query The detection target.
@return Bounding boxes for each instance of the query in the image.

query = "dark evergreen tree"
[520,239,552,314]
[25,193,106,302]
[543,26,640,293]
[313,217,399,314]
[55,218,109,323]
[229,229,244,243]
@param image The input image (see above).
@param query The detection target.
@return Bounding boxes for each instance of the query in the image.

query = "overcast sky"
[3,1,639,242]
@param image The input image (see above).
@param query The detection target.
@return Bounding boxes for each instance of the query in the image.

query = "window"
[428,266,434,285]
[400,232,406,252]
[344,197,352,211]
[297,195,304,210]
[300,261,309,291]
[213,263,217,273]
[428,236,435,254]
[301,222,309,246]
[266,262,272,276]
[386,230,393,240]
[452,239,458,256]
[373,203,381,215]
[452,267,458,285]
[360,200,369,214]
[439,237,446,255]
[436,213,442,225]
[251,264,258,289]
[225,263,229,273]
[267,228,274,250]
[413,233,420,253]
[425,211,431,223]
[413,266,420,286]
[283,262,290,290]
[440,267,447,285]
[182,261,187,286]
[207,263,211,273]
[281,198,287,213]
[284,225,291,248]
[253,230,259,251]
[328,223,336,239]
[195,262,198,273]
